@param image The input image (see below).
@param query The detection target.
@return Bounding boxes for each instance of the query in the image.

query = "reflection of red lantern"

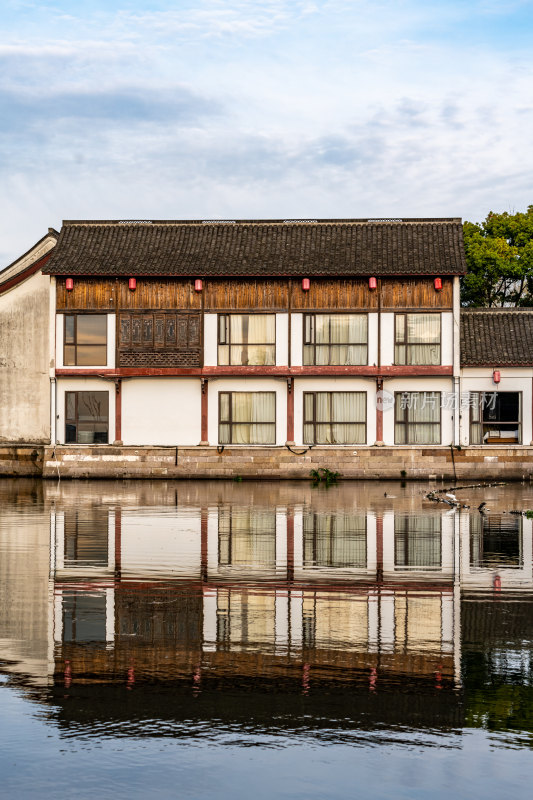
[66,278,74,291]
[434,277,442,291]
[195,279,203,292]
[493,369,501,384]
[302,278,310,291]
[493,574,501,592]
[369,276,377,290]
[128,277,136,291]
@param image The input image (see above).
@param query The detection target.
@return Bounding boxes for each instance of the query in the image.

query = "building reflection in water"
[1,479,532,739]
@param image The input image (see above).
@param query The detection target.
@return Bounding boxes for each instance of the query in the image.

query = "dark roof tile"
[43,219,466,277]
[461,309,533,366]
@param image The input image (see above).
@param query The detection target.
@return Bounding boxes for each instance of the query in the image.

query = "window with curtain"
[218,314,275,365]
[394,391,441,444]
[303,512,367,568]
[395,313,440,365]
[218,508,276,567]
[470,514,522,568]
[65,391,109,444]
[219,392,276,444]
[395,515,442,569]
[303,314,368,365]
[64,509,109,567]
[469,391,521,444]
[303,392,366,444]
[64,314,107,366]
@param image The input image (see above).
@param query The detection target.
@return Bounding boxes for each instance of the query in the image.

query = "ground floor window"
[218,508,276,567]
[218,391,276,444]
[65,391,109,444]
[470,391,521,444]
[303,512,367,568]
[470,514,522,568]
[395,515,442,569]
[303,391,366,444]
[394,391,441,444]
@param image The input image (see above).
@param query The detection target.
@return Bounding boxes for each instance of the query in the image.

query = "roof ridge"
[61,218,463,226]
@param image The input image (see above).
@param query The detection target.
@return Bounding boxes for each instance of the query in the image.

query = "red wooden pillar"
[114,379,122,444]
[375,377,384,446]
[286,378,295,444]
[200,378,209,445]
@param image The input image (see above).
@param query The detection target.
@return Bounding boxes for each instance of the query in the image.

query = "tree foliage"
[461,206,533,306]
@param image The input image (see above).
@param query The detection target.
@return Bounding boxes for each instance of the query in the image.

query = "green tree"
[461,206,533,306]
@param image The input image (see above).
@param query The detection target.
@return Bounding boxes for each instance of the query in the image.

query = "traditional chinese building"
[1,218,532,478]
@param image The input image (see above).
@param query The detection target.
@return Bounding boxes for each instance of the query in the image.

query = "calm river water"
[1,478,533,799]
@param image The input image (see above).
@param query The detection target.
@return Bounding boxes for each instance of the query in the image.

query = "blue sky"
[1,0,533,265]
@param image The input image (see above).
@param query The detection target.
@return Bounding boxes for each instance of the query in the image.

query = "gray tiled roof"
[42,219,466,277]
[461,309,533,366]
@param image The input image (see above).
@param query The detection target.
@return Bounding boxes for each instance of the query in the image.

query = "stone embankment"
[1,444,533,480]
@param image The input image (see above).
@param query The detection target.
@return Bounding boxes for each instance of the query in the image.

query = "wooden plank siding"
[380,278,452,309]
[56,277,453,312]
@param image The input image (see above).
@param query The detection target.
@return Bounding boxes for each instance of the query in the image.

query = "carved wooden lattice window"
[118,312,202,367]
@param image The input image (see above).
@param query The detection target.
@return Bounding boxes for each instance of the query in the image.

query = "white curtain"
[395,515,441,568]
[225,314,275,365]
[306,314,367,365]
[406,314,440,365]
[395,392,440,444]
[220,392,276,444]
[308,392,366,444]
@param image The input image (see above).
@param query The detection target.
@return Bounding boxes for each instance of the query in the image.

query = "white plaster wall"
[203,313,218,367]
[0,271,51,442]
[368,312,378,366]
[381,312,452,366]
[276,313,288,366]
[56,377,115,444]
[120,508,201,578]
[459,368,533,445]
[56,313,115,370]
[381,313,395,366]
[382,377,454,445]
[291,313,303,367]
[121,378,201,445]
[207,377,287,445]
[293,376,376,446]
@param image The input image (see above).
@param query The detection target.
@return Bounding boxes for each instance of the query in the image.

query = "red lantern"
[128,277,136,291]
[434,277,442,291]
[66,278,74,291]
[493,369,501,384]
[302,278,310,291]
[195,279,203,292]
[369,276,377,290]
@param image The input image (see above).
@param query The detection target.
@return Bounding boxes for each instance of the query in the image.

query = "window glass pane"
[395,315,405,341]
[76,315,107,345]
[245,345,275,366]
[407,314,439,343]
[76,345,107,366]
[218,344,230,365]
[64,316,75,344]
[395,424,406,444]
[77,392,108,422]
[304,394,314,421]
[304,315,312,343]
[316,393,331,422]
[219,424,231,444]
[219,393,230,422]
[314,315,330,344]
[303,423,314,444]
[411,393,440,423]
[66,393,76,420]
[218,315,228,344]
[395,344,406,365]
[232,393,253,423]
[251,392,275,422]
[64,345,76,366]
[303,345,314,365]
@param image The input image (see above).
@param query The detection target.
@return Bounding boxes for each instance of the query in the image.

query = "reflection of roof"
[461,308,533,366]
[42,219,467,277]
